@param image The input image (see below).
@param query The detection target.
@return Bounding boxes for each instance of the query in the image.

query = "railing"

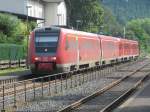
[0,59,140,112]
[0,64,119,111]
[0,60,26,70]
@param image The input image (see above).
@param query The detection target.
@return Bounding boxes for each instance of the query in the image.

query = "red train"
[28,27,139,74]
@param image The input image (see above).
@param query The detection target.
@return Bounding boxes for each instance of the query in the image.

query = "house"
[0,0,67,26]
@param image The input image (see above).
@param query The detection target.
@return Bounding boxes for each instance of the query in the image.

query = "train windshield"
[35,32,59,55]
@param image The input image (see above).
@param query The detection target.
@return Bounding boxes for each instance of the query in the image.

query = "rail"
[0,59,144,111]
[58,60,149,112]
[100,74,149,112]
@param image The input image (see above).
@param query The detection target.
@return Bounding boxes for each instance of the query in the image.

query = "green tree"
[0,13,24,43]
[126,18,150,51]
[101,0,150,25]
[102,7,123,37]
[0,13,37,44]
[65,0,104,33]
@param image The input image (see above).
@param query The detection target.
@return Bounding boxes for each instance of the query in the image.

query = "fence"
[0,61,136,111]
[0,58,140,111]
[0,44,25,60]
[0,60,26,70]
[0,44,26,70]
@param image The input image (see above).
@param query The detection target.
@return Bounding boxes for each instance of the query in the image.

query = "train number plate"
[43,57,48,61]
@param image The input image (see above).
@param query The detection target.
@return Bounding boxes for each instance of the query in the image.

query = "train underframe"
[30,55,139,75]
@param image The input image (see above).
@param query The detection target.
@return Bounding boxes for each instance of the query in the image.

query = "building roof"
[41,0,64,3]
[0,11,44,21]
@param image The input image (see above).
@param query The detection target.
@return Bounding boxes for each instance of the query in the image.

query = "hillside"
[101,0,150,24]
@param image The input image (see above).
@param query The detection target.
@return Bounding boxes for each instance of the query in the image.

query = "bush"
[0,32,7,43]
[0,13,37,44]
[126,18,150,52]
[0,13,37,60]
[0,13,21,43]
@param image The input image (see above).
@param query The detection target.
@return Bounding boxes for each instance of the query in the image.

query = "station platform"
[0,70,31,81]
[115,79,150,112]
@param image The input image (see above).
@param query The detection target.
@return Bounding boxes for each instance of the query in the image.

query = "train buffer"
[115,79,150,112]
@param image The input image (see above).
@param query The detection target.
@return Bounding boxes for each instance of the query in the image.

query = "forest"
[101,0,150,25]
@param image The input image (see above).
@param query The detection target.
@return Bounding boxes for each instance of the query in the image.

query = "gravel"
[0,59,148,112]
[73,67,150,112]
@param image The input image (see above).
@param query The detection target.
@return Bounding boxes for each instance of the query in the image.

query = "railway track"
[0,60,134,97]
[0,58,147,111]
[13,58,148,111]
[0,62,117,111]
[0,65,116,105]
[0,58,136,87]
[0,59,139,96]
[58,60,150,112]
[100,74,148,112]
[0,69,31,87]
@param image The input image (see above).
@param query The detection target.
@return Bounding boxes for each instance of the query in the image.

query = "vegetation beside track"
[0,13,36,58]
[0,13,36,44]
[0,44,25,60]
[0,67,28,76]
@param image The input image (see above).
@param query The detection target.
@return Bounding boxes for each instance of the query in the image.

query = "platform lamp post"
[26,5,32,69]
[76,20,81,30]
[99,25,104,34]
[123,26,126,38]
[57,14,62,25]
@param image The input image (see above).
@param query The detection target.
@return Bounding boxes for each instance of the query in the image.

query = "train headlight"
[52,57,56,61]
[34,57,39,61]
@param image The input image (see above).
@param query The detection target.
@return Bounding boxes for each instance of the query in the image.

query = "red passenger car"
[130,40,139,57]
[100,35,120,64]
[119,39,139,60]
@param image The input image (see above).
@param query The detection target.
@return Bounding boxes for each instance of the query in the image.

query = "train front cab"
[29,27,61,74]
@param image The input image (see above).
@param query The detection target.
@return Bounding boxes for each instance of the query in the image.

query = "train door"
[76,34,79,69]
[98,36,102,65]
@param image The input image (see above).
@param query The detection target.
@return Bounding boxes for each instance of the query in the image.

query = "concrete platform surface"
[114,79,150,112]
[0,70,31,81]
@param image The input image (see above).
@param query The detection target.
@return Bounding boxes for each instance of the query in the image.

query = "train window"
[65,34,77,50]
[35,36,58,46]
[35,32,59,55]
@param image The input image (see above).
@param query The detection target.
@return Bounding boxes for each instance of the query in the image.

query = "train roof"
[120,38,138,44]
[34,26,61,32]
[99,35,121,41]
[34,26,98,37]
[33,26,138,43]
[61,28,98,37]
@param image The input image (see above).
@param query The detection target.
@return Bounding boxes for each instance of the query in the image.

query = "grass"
[0,67,28,76]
